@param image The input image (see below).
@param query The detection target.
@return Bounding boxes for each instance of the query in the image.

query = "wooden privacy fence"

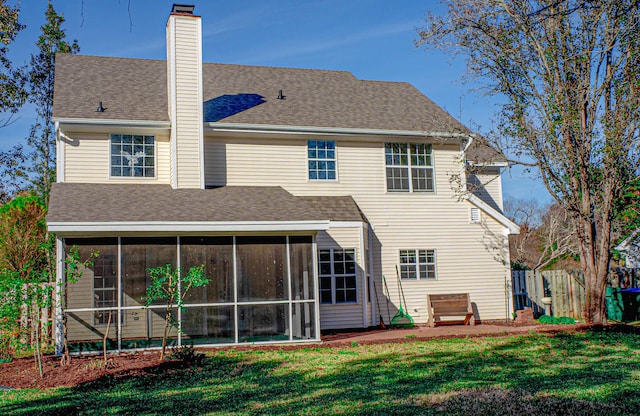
[512,269,586,319]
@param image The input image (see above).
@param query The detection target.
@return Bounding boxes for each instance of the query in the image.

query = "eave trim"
[467,194,520,235]
[206,122,473,139]
[48,220,330,233]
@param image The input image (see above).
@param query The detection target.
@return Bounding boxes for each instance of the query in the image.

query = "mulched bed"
[0,324,636,390]
[0,352,164,390]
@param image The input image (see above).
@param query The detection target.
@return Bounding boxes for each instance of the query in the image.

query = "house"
[616,231,640,269]
[47,4,519,353]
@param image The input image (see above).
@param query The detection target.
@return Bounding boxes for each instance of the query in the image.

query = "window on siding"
[399,249,436,280]
[385,143,434,192]
[93,254,117,325]
[110,134,155,177]
[318,248,357,304]
[308,140,336,180]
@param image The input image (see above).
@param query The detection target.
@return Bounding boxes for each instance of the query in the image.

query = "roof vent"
[95,101,106,113]
[171,4,195,14]
[277,89,285,100]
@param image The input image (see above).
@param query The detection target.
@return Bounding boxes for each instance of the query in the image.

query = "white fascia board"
[467,194,520,235]
[328,221,364,228]
[206,122,472,140]
[54,118,170,128]
[48,220,330,234]
[54,118,171,135]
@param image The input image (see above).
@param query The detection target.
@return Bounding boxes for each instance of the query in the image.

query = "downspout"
[359,224,367,328]
[55,121,65,183]
[367,223,376,327]
[54,237,64,356]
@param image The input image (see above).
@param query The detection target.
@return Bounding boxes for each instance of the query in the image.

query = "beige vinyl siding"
[66,264,103,341]
[66,265,175,342]
[63,133,170,184]
[316,228,365,329]
[207,135,510,323]
[169,17,202,189]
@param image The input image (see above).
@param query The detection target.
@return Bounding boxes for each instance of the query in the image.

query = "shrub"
[538,315,576,324]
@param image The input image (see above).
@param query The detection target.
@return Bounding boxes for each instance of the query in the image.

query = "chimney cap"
[171,4,195,14]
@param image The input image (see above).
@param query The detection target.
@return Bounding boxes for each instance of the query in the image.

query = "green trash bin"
[606,287,623,321]
[607,287,640,322]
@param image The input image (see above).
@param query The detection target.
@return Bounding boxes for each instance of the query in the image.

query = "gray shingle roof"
[53,55,169,122]
[47,183,365,224]
[53,54,505,163]
[297,196,366,222]
[53,54,467,133]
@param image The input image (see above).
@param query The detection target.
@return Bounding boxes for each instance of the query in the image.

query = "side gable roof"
[53,54,468,133]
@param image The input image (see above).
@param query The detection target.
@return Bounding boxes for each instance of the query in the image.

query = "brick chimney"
[166,4,203,189]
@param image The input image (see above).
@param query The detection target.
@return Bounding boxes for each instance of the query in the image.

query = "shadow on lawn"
[4,329,640,415]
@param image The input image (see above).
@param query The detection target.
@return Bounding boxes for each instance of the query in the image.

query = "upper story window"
[110,134,155,178]
[308,140,336,180]
[385,143,434,192]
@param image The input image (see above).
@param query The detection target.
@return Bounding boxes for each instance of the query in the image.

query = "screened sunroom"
[63,235,318,352]
[46,183,348,353]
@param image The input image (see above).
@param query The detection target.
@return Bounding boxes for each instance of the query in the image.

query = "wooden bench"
[427,293,475,327]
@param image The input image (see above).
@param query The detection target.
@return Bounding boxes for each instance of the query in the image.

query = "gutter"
[206,122,474,139]
[53,118,473,140]
[47,220,330,234]
[54,118,171,129]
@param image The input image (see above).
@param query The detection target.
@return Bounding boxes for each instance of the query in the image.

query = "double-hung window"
[318,249,357,304]
[308,140,336,180]
[110,134,155,177]
[399,249,436,280]
[385,143,434,192]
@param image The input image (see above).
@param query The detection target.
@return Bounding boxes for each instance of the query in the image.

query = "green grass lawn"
[1,329,639,415]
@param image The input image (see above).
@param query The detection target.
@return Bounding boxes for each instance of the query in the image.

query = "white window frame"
[318,248,357,304]
[385,142,434,192]
[109,134,157,179]
[92,253,117,326]
[399,249,437,280]
[307,140,337,181]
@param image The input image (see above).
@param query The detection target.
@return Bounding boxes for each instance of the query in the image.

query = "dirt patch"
[0,324,633,390]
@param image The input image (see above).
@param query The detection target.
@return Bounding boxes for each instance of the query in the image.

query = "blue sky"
[1,0,552,203]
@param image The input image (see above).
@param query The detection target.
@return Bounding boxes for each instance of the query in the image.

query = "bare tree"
[506,198,577,270]
[534,204,579,270]
[418,1,640,323]
[505,198,544,269]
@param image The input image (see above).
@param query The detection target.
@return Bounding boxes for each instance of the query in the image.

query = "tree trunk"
[578,215,611,324]
[61,311,70,366]
[103,310,111,365]
[161,306,171,361]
